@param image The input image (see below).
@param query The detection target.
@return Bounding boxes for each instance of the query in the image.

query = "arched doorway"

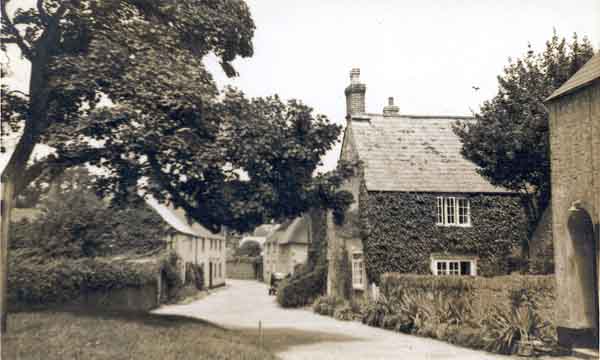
[565,208,598,347]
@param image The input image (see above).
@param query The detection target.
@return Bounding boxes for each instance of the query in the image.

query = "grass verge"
[2,311,278,360]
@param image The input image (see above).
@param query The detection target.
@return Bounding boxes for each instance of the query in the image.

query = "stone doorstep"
[571,347,600,360]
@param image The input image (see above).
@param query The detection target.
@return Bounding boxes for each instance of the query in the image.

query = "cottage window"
[436,197,471,226]
[202,238,205,252]
[433,259,476,276]
[351,253,365,290]
[458,198,470,225]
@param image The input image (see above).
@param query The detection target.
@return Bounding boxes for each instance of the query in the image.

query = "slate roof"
[145,196,222,239]
[348,114,511,193]
[266,217,309,245]
[546,53,600,101]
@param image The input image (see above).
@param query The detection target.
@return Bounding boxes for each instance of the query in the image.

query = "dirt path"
[154,279,511,360]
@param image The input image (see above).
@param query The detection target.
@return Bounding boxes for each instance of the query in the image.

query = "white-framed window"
[432,258,477,276]
[351,252,365,290]
[436,196,471,226]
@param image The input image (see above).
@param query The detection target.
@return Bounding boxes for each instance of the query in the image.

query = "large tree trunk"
[0,175,14,333]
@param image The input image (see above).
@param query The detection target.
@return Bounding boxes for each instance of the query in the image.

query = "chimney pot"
[350,68,360,84]
[345,68,366,116]
[383,96,399,116]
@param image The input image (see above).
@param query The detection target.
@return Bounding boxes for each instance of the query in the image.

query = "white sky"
[2,0,600,173]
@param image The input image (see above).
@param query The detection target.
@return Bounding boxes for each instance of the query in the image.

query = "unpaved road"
[154,279,512,360]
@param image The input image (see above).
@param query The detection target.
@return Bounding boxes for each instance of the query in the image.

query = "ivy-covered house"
[327,69,529,300]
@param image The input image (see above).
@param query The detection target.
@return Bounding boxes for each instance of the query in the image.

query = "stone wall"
[226,260,257,280]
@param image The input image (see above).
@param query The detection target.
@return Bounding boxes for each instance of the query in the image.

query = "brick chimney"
[345,68,366,116]
[383,97,399,116]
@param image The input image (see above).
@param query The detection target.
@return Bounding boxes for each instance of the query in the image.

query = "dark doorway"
[209,262,213,289]
[565,209,598,348]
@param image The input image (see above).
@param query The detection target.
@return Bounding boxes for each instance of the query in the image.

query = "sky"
[2,0,600,173]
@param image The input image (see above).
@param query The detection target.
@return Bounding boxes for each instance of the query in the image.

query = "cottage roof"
[546,53,600,101]
[348,114,511,193]
[266,217,309,245]
[145,197,222,239]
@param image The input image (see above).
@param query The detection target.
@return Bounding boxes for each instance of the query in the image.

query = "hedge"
[8,249,177,306]
[360,189,529,283]
[276,265,327,308]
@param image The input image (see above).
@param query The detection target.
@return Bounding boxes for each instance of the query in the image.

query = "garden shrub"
[312,295,342,316]
[480,304,551,355]
[333,303,354,321]
[184,262,204,290]
[276,265,326,308]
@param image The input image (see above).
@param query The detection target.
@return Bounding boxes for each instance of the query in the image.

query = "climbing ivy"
[359,185,528,284]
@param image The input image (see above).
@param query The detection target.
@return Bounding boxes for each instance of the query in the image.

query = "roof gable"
[145,197,222,239]
[266,217,309,245]
[546,53,600,101]
[347,114,510,193]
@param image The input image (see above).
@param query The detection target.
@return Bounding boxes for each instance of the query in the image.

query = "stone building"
[146,197,227,289]
[263,216,311,282]
[327,69,529,300]
[545,53,599,349]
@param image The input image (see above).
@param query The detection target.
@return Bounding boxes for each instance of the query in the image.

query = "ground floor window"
[351,252,365,290]
[432,258,476,276]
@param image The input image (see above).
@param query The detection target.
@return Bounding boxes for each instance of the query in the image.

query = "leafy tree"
[1,0,353,328]
[454,33,595,232]
[1,0,352,233]
[236,240,261,257]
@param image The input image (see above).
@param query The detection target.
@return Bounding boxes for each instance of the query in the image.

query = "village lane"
[154,279,512,360]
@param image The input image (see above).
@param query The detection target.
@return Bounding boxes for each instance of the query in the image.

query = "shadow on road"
[234,326,362,353]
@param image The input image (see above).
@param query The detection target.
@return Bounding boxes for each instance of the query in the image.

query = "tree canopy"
[1,0,354,234]
[454,32,595,219]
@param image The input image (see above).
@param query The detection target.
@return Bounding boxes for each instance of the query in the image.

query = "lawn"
[1,311,279,360]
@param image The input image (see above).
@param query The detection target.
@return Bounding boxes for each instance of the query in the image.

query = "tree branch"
[16,148,107,195]
[0,0,33,59]
[6,89,29,98]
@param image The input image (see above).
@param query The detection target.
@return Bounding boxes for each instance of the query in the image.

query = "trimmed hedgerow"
[359,187,529,283]
[8,249,180,306]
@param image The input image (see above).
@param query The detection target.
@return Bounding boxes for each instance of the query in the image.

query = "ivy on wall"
[359,184,529,284]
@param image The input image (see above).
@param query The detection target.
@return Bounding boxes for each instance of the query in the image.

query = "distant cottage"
[545,53,599,349]
[327,69,529,300]
[146,197,227,289]
[264,216,311,281]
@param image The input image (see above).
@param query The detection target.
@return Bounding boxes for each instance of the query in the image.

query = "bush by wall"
[370,273,559,356]
[360,189,529,283]
[276,265,326,308]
